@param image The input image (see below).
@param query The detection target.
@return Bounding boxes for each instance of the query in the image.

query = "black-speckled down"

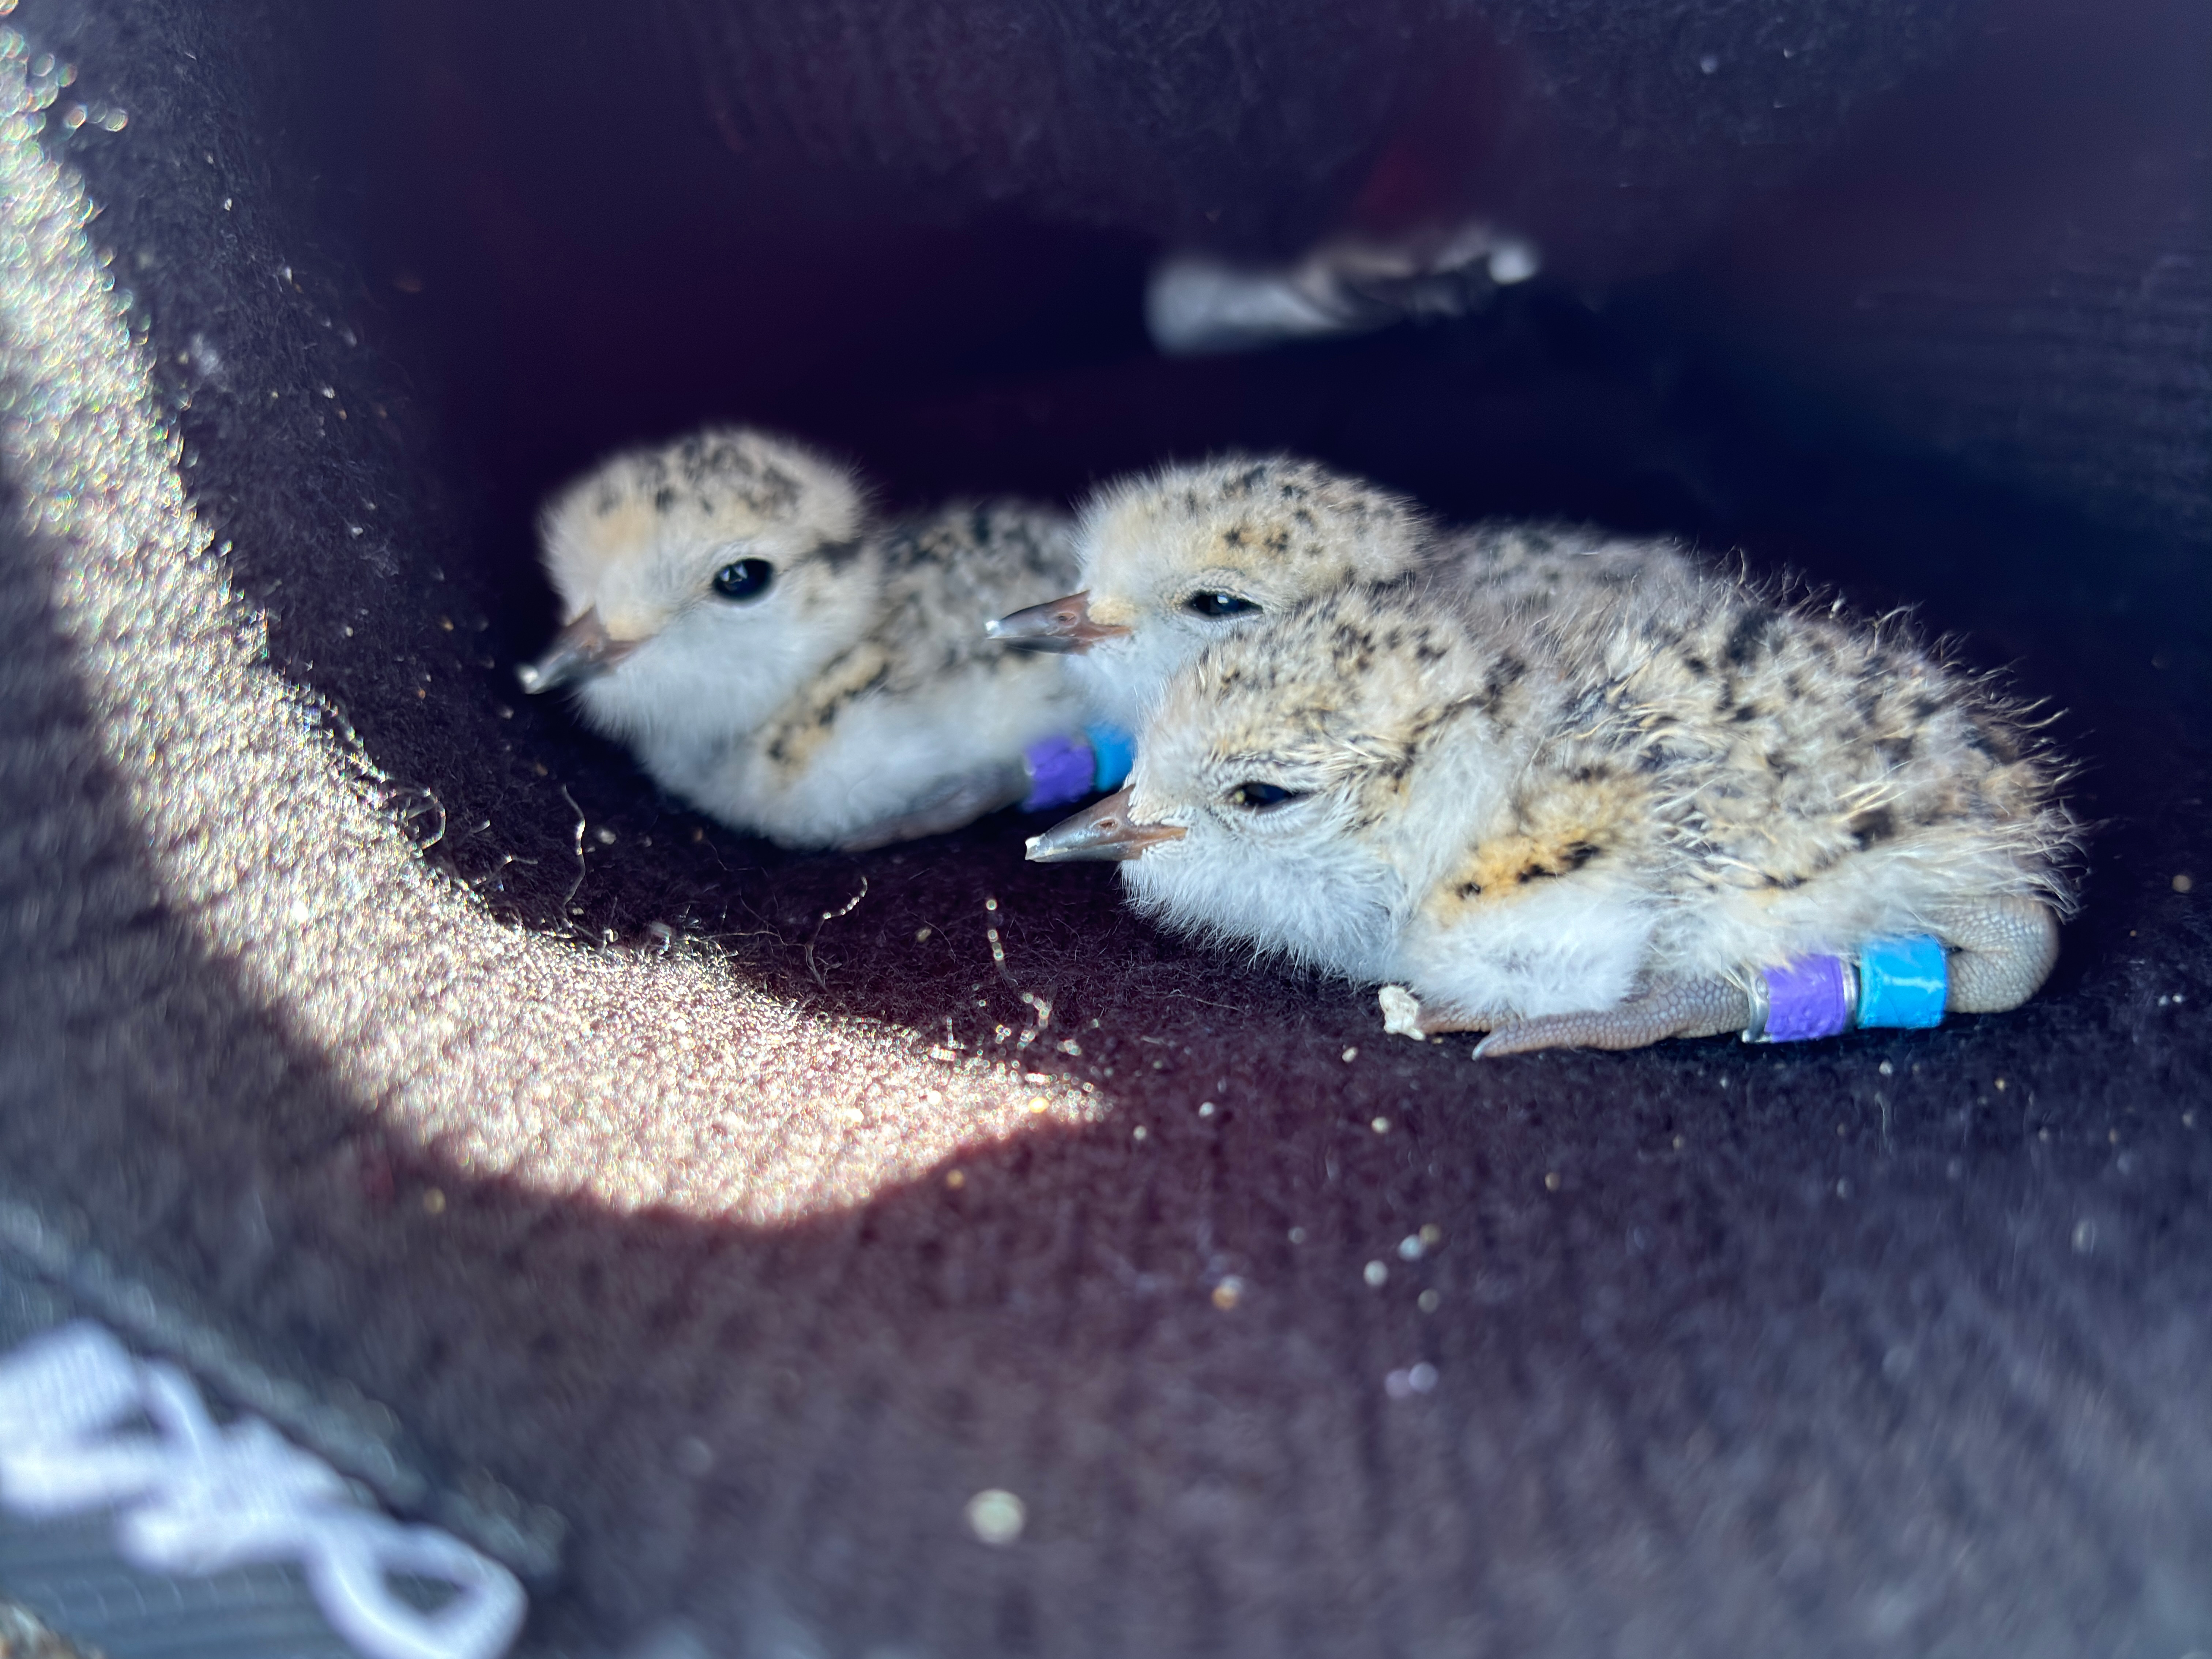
[0,2,2208,1658]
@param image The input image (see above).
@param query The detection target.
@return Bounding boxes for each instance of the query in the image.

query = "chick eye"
[1183,590,1261,619]
[1226,781,1307,810]
[712,558,775,602]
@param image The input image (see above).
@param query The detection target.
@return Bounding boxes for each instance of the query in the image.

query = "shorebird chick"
[1027,576,2075,1054]
[988,453,1697,731]
[989,455,1426,733]
[521,427,1093,849]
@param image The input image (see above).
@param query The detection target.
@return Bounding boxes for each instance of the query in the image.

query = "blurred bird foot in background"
[1146,219,1542,357]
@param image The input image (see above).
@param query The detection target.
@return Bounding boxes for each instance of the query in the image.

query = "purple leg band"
[1760,955,1853,1042]
[1021,733,1095,812]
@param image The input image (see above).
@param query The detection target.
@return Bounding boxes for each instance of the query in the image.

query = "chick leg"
[1469,979,1750,1057]
[1934,895,2059,1014]
[1384,901,2057,1053]
[1381,980,1748,1052]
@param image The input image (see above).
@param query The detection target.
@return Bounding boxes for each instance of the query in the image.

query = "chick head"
[521,427,873,744]
[1029,582,1543,980]
[990,455,1427,731]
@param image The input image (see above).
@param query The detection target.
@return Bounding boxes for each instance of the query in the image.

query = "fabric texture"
[0,2,2207,1657]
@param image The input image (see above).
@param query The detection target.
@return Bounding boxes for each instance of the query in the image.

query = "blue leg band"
[1086,723,1136,792]
[1855,935,1948,1028]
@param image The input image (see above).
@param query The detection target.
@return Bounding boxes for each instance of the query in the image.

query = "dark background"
[213,0,2212,956]
[4,0,2209,1653]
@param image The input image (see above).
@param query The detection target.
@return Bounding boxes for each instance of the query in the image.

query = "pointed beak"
[517,608,637,694]
[1025,788,1186,863]
[986,591,1133,654]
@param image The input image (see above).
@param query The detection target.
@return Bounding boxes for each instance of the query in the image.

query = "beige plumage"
[1028,570,2076,1054]
[520,427,1088,849]
[988,453,1701,734]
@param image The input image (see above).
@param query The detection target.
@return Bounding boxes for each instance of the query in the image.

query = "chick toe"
[1934,895,2061,1013]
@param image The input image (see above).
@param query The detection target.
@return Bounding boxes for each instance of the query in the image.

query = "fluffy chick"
[988,453,1697,732]
[1028,573,2075,1053]
[1445,516,1698,623]
[522,426,1086,849]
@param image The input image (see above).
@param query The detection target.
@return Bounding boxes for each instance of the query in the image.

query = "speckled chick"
[987,453,1699,732]
[1444,516,1701,628]
[521,427,1087,849]
[1028,573,2076,1054]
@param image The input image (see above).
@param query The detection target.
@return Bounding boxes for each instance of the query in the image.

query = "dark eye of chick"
[1226,781,1307,809]
[1182,591,1261,619]
[711,558,775,602]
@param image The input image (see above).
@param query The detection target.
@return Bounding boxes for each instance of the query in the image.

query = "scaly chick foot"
[1932,895,2059,1013]
[1471,978,1751,1057]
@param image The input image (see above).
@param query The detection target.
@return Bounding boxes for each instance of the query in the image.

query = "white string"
[0,1322,526,1659]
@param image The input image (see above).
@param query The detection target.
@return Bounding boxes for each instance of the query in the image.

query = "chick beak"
[517,609,637,694]
[1025,788,1186,863]
[986,591,1133,654]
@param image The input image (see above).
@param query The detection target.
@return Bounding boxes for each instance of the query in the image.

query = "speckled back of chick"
[1540,573,2076,985]
[1029,570,2077,1052]
[1443,517,1701,627]
[522,426,1087,849]
[988,453,1700,731]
